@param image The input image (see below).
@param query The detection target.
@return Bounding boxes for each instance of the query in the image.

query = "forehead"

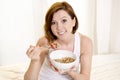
[52,10,71,20]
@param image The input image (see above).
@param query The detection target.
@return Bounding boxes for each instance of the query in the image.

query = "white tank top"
[38,33,80,80]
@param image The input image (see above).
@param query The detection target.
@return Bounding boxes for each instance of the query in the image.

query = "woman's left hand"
[49,61,76,74]
[57,66,76,74]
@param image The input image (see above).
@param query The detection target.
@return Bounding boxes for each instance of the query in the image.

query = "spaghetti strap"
[38,32,81,80]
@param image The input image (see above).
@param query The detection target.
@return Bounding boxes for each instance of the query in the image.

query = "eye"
[62,19,67,23]
[51,21,56,25]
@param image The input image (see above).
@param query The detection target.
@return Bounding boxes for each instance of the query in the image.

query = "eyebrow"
[52,16,68,21]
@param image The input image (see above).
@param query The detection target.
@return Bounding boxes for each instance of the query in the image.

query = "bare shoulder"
[80,33,93,46]
[36,36,49,46]
[79,33,93,55]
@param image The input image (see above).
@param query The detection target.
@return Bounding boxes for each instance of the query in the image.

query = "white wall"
[0,0,36,65]
[96,0,112,54]
[109,0,120,53]
[0,0,120,66]
[0,0,94,65]
[96,0,120,54]
[32,0,48,40]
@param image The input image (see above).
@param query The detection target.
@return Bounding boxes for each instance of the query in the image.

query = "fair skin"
[24,10,93,80]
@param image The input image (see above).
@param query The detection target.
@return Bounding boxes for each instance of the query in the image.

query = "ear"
[72,17,76,27]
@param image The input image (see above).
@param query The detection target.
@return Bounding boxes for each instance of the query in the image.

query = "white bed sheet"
[0,53,120,80]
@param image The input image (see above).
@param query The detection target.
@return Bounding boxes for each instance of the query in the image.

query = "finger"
[27,53,33,58]
[49,61,59,72]
[30,46,43,59]
[72,65,77,70]
[26,46,35,55]
[27,50,35,58]
[26,49,36,59]
[58,69,67,74]
[29,46,39,55]
[71,65,75,69]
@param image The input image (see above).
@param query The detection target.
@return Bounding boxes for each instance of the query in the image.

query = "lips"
[58,31,66,35]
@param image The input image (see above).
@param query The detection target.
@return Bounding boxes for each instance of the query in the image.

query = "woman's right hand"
[26,45,49,61]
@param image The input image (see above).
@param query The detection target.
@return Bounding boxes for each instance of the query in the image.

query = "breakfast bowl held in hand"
[49,50,77,70]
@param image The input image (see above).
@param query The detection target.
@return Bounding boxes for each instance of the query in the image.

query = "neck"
[57,34,74,45]
[56,34,75,51]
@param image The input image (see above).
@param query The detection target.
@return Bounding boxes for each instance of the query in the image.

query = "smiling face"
[51,10,76,40]
[44,2,78,42]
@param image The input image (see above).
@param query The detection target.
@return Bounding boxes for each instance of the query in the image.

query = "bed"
[0,53,120,80]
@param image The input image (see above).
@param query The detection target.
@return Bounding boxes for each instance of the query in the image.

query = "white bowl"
[49,50,77,70]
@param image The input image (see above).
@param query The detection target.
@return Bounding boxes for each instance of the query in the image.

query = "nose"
[57,23,62,30]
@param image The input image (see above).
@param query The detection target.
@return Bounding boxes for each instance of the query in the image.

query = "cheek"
[70,27,73,32]
[69,22,75,31]
[51,27,56,33]
[51,26,54,31]
[67,24,74,31]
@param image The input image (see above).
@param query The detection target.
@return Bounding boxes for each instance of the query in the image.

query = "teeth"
[58,31,65,34]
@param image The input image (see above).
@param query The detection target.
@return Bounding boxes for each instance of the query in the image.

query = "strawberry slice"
[50,43,57,49]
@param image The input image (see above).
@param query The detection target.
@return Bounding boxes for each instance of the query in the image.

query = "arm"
[24,37,49,80]
[67,35,93,80]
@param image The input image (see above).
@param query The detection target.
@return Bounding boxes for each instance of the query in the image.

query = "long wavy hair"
[44,1,79,43]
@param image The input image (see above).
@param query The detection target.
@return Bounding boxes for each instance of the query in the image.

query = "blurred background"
[0,0,120,66]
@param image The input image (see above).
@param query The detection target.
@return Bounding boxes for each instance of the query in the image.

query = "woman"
[24,1,93,80]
